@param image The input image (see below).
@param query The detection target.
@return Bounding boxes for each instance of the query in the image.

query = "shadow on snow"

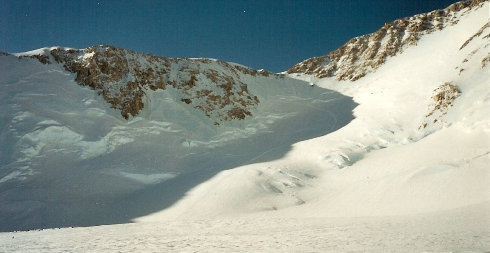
[0,84,357,232]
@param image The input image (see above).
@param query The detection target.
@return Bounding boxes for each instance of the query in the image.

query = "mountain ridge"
[3,0,486,124]
[8,45,278,123]
[287,0,487,81]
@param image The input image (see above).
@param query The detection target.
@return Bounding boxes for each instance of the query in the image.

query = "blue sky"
[1,0,459,72]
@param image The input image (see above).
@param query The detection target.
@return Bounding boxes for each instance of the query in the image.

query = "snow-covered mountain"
[0,44,356,231]
[0,0,489,251]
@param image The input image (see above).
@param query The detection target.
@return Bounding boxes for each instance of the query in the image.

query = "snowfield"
[0,0,489,252]
[1,202,489,252]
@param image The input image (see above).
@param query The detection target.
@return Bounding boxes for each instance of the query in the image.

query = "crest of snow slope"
[138,0,490,221]
[0,47,356,231]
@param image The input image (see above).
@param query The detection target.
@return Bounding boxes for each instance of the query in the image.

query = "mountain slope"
[0,47,356,231]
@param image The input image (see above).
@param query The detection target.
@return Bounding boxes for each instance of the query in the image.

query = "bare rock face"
[288,0,487,81]
[24,45,274,122]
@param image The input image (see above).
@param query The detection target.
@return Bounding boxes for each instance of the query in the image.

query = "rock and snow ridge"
[11,45,276,123]
[287,0,488,81]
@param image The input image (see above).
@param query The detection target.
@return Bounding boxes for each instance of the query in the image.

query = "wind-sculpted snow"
[287,0,487,81]
[0,53,356,231]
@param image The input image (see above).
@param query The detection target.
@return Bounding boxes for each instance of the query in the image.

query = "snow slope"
[0,50,356,231]
[0,0,489,251]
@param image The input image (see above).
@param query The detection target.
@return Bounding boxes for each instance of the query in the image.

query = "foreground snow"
[1,202,489,252]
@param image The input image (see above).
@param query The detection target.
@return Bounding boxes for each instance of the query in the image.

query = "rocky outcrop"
[420,82,461,129]
[21,45,276,122]
[288,0,487,81]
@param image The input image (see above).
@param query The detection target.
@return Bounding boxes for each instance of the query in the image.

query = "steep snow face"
[287,0,487,81]
[14,45,274,123]
[301,0,490,216]
[0,49,356,231]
